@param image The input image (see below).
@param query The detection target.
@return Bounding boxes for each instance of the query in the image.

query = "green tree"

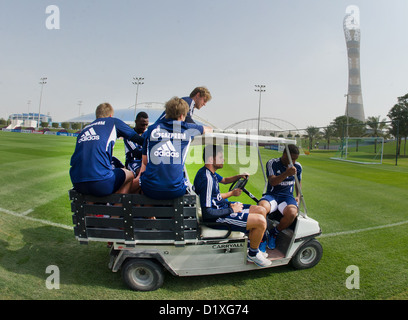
[387,93,408,156]
[322,125,335,150]
[330,115,365,139]
[305,126,320,150]
[366,116,389,153]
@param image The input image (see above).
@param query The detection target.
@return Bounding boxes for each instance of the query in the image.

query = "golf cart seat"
[195,200,245,240]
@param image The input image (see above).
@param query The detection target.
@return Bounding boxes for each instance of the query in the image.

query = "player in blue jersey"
[139,97,212,200]
[69,103,144,197]
[193,144,272,268]
[156,87,212,124]
[123,111,149,177]
[258,144,302,249]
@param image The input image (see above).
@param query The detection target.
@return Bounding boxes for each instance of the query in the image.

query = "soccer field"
[0,131,407,300]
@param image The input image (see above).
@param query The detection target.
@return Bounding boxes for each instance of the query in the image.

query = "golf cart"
[69,133,322,291]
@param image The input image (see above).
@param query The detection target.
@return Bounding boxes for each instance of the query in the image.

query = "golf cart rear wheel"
[121,258,164,291]
[291,239,322,270]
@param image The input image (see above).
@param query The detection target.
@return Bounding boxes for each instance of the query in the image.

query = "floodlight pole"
[132,77,144,121]
[37,77,47,129]
[255,85,266,136]
[255,85,267,190]
[78,100,83,130]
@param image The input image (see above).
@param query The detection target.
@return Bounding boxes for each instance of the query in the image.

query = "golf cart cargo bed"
[69,189,200,246]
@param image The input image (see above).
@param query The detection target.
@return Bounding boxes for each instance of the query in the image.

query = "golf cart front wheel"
[291,239,323,270]
[121,258,164,291]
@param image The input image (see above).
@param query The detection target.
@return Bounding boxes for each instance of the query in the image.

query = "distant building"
[343,5,365,122]
[7,113,52,129]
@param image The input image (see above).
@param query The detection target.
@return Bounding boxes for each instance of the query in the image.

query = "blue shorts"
[73,168,126,197]
[215,204,251,232]
[127,159,142,175]
[260,194,298,214]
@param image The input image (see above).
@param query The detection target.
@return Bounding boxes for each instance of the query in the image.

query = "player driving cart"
[193,144,272,267]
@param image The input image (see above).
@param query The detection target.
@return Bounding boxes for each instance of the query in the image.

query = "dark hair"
[203,145,223,163]
[135,111,148,121]
[284,144,299,155]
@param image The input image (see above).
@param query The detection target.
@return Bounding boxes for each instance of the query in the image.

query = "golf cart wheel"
[291,239,322,270]
[121,258,164,291]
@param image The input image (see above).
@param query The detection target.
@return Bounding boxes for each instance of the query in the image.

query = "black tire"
[290,239,323,270]
[121,258,164,291]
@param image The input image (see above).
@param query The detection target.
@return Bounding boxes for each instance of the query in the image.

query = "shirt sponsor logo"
[151,127,186,140]
[78,127,99,143]
[154,140,180,158]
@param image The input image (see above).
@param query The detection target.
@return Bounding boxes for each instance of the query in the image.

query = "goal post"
[331,137,384,164]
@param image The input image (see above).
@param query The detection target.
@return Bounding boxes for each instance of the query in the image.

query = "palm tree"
[366,116,388,153]
[322,125,336,150]
[305,126,320,150]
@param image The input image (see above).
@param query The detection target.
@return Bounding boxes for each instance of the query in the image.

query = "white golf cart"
[69,133,322,291]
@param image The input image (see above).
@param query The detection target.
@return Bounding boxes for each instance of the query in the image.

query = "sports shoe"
[259,240,267,252]
[267,233,276,250]
[247,251,272,267]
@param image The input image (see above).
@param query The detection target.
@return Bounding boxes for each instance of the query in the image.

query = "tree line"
[304,93,408,156]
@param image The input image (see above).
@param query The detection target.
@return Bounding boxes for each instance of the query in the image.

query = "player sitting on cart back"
[124,111,149,177]
[193,144,272,268]
[258,144,302,250]
[69,102,144,197]
[138,97,212,200]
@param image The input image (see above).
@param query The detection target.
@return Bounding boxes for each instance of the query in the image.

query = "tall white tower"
[343,5,365,122]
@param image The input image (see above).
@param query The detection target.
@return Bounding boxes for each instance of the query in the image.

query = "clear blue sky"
[1,0,407,129]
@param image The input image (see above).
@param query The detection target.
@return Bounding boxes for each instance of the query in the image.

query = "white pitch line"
[319,220,408,238]
[0,207,72,231]
[1,206,408,237]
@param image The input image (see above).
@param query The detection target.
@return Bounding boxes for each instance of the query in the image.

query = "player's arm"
[220,173,249,184]
[220,188,242,199]
[268,166,297,186]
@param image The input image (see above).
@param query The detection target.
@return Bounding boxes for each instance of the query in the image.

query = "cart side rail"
[69,189,198,247]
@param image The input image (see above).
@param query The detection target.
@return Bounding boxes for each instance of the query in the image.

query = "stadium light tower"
[255,85,266,135]
[37,77,47,129]
[343,5,365,122]
[132,77,144,120]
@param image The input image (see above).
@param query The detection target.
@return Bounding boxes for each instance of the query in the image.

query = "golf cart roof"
[201,132,297,145]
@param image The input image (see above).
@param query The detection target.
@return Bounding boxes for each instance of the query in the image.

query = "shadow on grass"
[0,226,123,290]
[0,225,296,295]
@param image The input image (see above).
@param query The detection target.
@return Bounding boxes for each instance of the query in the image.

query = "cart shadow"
[161,262,295,294]
[0,225,122,289]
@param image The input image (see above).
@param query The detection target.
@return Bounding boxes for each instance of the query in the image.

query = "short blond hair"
[190,86,212,102]
[165,97,189,120]
[95,103,114,119]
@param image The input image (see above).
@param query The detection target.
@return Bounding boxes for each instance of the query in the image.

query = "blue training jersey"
[70,117,138,183]
[123,130,147,166]
[193,166,235,221]
[156,97,195,124]
[265,157,302,196]
[141,117,203,195]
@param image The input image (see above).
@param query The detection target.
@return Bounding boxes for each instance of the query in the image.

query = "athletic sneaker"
[267,233,276,250]
[247,251,272,267]
[259,240,267,253]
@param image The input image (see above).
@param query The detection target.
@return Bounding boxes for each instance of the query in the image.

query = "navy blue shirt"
[70,117,139,183]
[265,157,302,196]
[156,97,196,124]
[141,117,203,196]
[193,166,234,221]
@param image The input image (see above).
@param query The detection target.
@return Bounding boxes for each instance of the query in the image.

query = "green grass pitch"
[0,131,407,300]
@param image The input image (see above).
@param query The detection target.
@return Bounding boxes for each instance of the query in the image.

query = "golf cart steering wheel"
[228,175,260,203]
[229,176,249,192]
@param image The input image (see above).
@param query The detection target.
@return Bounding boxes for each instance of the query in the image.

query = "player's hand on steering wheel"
[231,188,242,197]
